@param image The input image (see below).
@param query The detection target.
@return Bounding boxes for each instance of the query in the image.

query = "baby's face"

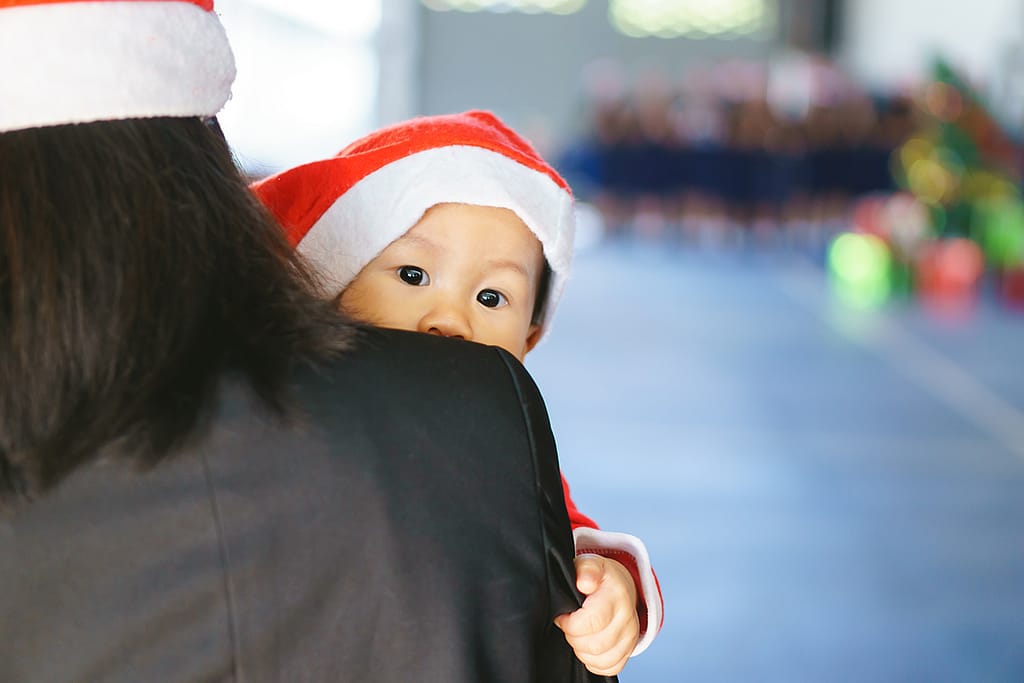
[340,203,545,361]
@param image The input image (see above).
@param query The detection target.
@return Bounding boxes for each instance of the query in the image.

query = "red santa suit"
[253,110,664,653]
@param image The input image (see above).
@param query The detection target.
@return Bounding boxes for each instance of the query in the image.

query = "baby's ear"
[524,324,543,355]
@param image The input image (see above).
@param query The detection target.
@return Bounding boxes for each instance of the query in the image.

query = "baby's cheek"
[340,293,415,333]
[336,292,360,318]
[337,283,377,316]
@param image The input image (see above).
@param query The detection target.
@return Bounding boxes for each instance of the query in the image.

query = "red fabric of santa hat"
[0,0,235,133]
[252,110,576,339]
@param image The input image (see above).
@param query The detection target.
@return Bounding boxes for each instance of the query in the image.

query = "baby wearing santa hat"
[253,110,663,675]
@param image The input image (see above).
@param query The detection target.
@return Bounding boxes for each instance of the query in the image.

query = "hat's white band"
[0,1,235,133]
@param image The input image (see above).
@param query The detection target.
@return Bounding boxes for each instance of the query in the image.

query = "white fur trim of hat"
[0,0,235,133]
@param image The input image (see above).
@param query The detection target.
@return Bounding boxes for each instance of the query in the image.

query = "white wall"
[215,1,381,174]
[839,0,1024,91]
[377,0,421,126]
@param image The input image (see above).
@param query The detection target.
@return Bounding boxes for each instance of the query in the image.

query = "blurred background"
[215,1,1024,680]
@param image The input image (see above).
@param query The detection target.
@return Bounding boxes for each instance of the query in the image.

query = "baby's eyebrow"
[395,233,441,251]
[397,232,532,278]
[484,259,531,278]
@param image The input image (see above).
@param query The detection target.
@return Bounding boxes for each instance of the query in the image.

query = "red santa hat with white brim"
[0,0,235,133]
[252,110,576,340]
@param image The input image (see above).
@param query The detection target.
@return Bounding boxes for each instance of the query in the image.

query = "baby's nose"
[418,304,472,341]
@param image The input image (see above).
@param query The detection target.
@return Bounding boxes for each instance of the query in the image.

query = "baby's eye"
[476,289,508,308]
[397,265,429,286]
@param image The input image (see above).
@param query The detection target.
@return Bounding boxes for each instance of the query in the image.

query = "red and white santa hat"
[252,110,576,339]
[0,0,235,133]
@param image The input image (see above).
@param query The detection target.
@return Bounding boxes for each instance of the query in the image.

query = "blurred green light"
[979,199,1024,268]
[828,233,892,308]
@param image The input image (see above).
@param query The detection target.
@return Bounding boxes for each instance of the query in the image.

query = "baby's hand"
[554,554,639,676]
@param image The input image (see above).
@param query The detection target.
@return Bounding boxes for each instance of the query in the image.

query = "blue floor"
[526,239,1024,683]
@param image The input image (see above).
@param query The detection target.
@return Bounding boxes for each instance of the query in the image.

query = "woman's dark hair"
[0,117,354,505]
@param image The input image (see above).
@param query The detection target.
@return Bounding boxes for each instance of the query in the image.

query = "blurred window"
[421,0,586,15]
[609,0,776,39]
[215,0,382,176]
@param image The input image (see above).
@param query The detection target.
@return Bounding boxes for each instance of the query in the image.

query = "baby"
[253,111,662,675]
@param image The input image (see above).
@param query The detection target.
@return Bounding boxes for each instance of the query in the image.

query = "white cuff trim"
[573,527,662,656]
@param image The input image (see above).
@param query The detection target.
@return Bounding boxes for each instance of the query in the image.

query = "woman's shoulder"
[300,326,541,406]
[283,326,554,476]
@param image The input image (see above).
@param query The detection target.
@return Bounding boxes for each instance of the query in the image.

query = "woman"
[0,1,611,680]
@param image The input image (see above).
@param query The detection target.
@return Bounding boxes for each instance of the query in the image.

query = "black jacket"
[0,328,614,682]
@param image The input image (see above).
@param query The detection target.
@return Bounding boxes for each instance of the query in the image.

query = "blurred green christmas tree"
[892,58,1024,305]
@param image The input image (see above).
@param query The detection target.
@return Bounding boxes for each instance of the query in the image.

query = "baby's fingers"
[570,629,634,676]
[574,554,606,595]
[554,599,615,638]
[581,649,631,677]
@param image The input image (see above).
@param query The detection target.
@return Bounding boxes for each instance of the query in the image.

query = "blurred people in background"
[557,54,920,251]
[556,52,1024,315]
